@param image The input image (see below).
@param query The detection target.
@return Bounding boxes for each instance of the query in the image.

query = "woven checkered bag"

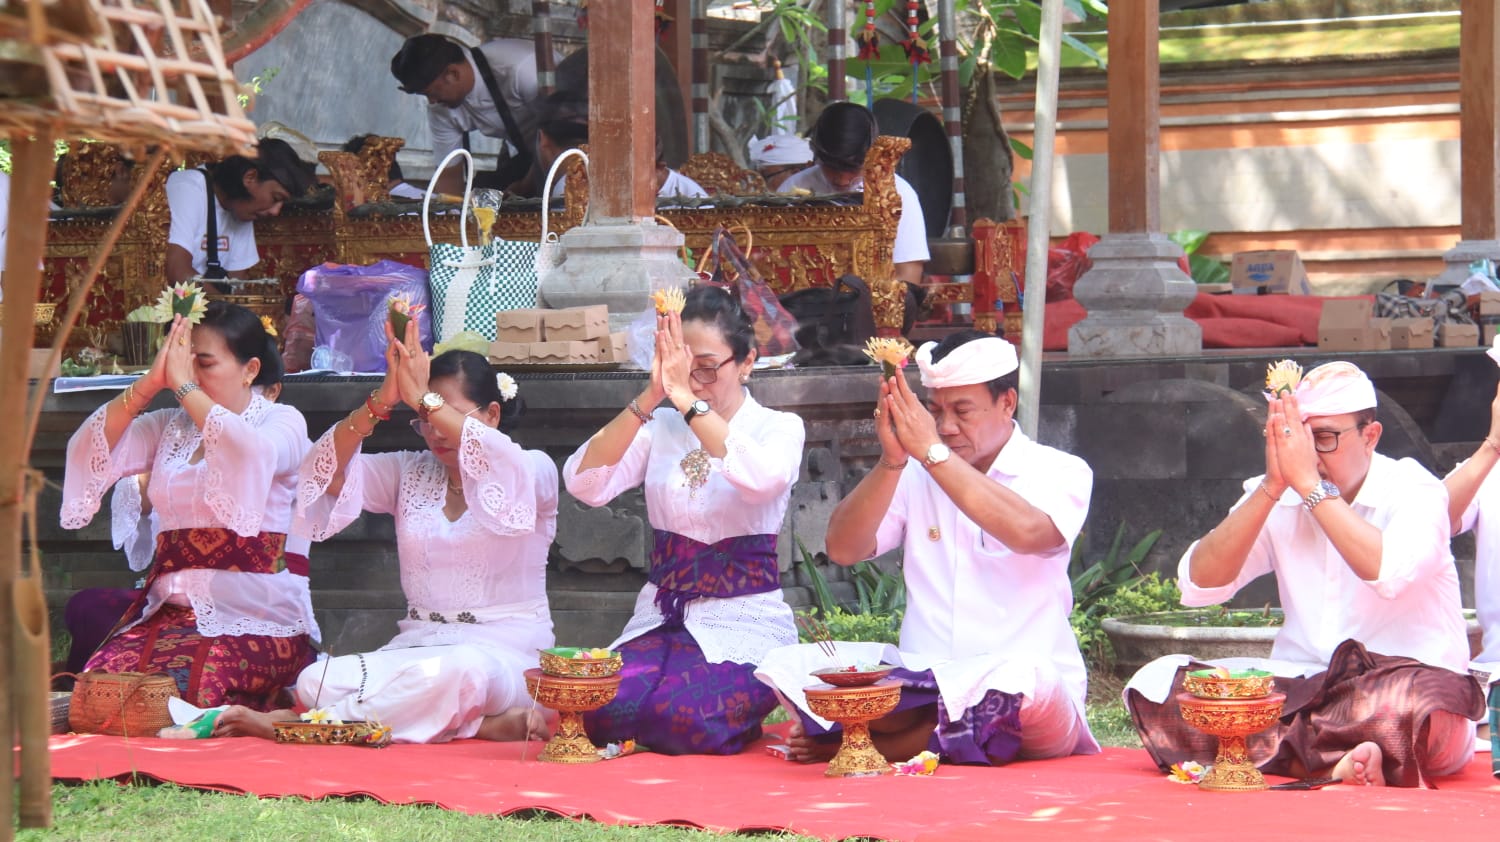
[423,149,539,342]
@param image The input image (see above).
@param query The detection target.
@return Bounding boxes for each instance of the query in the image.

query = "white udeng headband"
[1293,361,1376,420]
[915,337,1018,389]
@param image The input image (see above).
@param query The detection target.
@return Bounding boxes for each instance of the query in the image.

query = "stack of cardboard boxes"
[488,305,630,365]
[1317,299,1474,352]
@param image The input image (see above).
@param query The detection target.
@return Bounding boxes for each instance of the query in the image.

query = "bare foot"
[477,706,550,742]
[1331,741,1386,786]
[212,706,295,740]
[786,719,838,763]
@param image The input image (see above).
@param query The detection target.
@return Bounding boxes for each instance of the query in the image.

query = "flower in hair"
[495,371,518,401]
[260,315,277,337]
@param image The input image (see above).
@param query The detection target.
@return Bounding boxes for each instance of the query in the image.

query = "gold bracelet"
[346,410,374,439]
[1484,438,1500,458]
[877,457,908,471]
[1258,482,1279,502]
[119,384,138,416]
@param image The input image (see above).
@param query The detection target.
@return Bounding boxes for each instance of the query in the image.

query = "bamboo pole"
[2,127,59,836]
[1017,0,1064,437]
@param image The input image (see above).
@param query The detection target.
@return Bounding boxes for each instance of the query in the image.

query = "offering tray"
[540,646,623,678]
[804,679,902,777]
[272,719,392,747]
[1176,690,1286,792]
[1184,668,1275,700]
[810,664,896,688]
[525,668,622,764]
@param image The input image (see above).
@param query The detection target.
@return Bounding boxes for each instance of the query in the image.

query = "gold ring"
[178,337,187,346]
[874,407,882,418]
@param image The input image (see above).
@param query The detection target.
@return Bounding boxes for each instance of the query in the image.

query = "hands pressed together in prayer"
[140,315,196,395]
[1263,392,1321,498]
[651,311,696,414]
[874,373,942,469]
[386,317,432,411]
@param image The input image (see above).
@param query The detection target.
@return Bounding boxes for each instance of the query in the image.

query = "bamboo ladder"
[0,2,256,835]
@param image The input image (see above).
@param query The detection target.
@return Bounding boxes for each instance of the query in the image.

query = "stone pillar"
[538,0,695,321]
[1437,0,1500,285]
[665,0,694,153]
[1067,0,1199,358]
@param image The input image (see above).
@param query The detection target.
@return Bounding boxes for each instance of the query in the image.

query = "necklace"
[445,477,463,496]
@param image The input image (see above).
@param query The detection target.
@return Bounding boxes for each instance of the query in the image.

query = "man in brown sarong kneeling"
[1124,361,1484,787]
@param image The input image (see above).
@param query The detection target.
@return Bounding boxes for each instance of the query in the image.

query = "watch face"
[1320,479,1340,497]
[691,400,710,415]
[926,443,951,465]
[422,392,444,409]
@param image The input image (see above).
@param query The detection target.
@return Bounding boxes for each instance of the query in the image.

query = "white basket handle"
[540,148,588,244]
[423,147,476,250]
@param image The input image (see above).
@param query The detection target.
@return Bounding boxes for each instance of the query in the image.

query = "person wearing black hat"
[390,34,554,196]
[779,102,929,287]
[164,138,315,285]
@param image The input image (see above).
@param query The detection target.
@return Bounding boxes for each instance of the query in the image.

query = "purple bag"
[295,261,433,373]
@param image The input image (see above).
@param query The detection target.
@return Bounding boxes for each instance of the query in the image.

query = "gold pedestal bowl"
[524,667,622,764]
[1177,690,1286,791]
[804,679,902,777]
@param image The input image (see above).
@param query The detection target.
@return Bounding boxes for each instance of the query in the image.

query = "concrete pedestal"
[1435,240,1500,287]
[538,219,695,327]
[1067,232,1201,358]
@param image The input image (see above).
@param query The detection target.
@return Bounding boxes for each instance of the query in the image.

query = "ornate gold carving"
[805,680,902,777]
[1176,691,1286,792]
[679,152,767,196]
[320,136,407,215]
[524,668,622,764]
[58,141,126,208]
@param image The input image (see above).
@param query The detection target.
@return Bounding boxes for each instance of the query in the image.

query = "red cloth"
[1042,294,1372,351]
[46,726,1500,840]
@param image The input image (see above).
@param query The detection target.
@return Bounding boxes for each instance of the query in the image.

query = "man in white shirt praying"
[756,330,1099,765]
[1124,361,1484,788]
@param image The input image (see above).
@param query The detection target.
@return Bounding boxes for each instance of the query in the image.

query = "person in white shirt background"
[1124,361,1484,788]
[164,138,314,284]
[533,91,707,204]
[778,102,929,288]
[1441,336,1500,682]
[748,133,814,192]
[757,330,1099,766]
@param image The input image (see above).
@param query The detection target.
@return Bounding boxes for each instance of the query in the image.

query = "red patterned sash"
[152,528,304,577]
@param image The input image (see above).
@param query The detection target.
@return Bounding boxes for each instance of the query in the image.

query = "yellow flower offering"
[1264,359,1303,397]
[260,315,277,338]
[576,647,615,660]
[472,206,496,245]
[387,293,424,339]
[653,287,686,316]
[863,337,915,379]
[152,281,208,325]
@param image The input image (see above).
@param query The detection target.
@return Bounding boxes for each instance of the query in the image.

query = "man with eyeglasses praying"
[1124,361,1483,788]
[756,330,1100,767]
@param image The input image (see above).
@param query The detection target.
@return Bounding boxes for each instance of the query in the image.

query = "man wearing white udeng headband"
[757,330,1099,767]
[1126,361,1484,787]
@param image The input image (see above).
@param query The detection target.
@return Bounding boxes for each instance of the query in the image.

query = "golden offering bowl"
[1176,691,1286,792]
[804,679,902,777]
[539,647,623,679]
[1183,669,1275,700]
[525,668,622,764]
[272,719,392,747]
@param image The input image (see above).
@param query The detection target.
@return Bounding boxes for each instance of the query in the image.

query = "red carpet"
[1042,293,1371,351]
[46,728,1500,840]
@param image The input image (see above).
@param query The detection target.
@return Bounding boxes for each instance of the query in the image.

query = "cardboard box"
[1439,322,1480,347]
[530,340,601,363]
[542,305,609,342]
[496,309,547,343]
[1318,300,1389,350]
[1485,323,1499,347]
[487,341,532,365]
[1478,292,1500,317]
[1230,250,1312,295]
[596,332,629,363]
[28,349,58,382]
[1389,318,1434,350]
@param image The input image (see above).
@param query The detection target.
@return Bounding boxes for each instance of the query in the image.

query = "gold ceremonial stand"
[1176,691,1287,791]
[524,668,621,764]
[804,680,902,778]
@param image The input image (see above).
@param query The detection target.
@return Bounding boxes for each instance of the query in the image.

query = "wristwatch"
[1302,479,1341,512]
[418,391,445,421]
[923,442,951,468]
[683,399,711,424]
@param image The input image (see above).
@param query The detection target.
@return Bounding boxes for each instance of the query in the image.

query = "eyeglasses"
[409,405,480,437]
[1312,425,1364,454]
[690,357,736,385]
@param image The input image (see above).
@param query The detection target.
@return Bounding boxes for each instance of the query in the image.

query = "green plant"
[801,606,902,645]
[1072,572,1182,671]
[1066,524,1165,667]
[1168,229,1231,285]
[793,536,904,645]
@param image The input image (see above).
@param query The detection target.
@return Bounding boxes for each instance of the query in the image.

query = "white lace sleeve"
[200,402,308,537]
[457,418,545,536]
[109,476,156,572]
[61,405,169,530]
[711,410,805,504]
[293,426,405,542]
[563,415,654,505]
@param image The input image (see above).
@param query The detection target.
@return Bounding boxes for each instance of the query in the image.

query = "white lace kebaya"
[60,392,319,639]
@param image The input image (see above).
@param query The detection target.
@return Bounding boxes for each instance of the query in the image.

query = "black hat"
[390,34,464,94]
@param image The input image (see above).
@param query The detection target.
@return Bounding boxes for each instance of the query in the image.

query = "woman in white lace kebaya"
[564,286,804,754]
[60,303,317,710]
[216,338,557,743]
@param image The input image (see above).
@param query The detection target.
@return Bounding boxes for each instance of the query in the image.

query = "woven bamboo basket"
[66,671,179,736]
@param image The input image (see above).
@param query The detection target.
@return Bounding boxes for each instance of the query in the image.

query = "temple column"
[538,0,693,321]
[665,0,696,153]
[1437,0,1500,285]
[1067,0,1199,357]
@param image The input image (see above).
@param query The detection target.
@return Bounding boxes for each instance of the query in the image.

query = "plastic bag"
[1045,231,1100,302]
[281,294,317,373]
[296,261,432,373]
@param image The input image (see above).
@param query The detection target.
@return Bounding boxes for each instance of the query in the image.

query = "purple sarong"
[584,531,783,755]
[796,667,1025,765]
